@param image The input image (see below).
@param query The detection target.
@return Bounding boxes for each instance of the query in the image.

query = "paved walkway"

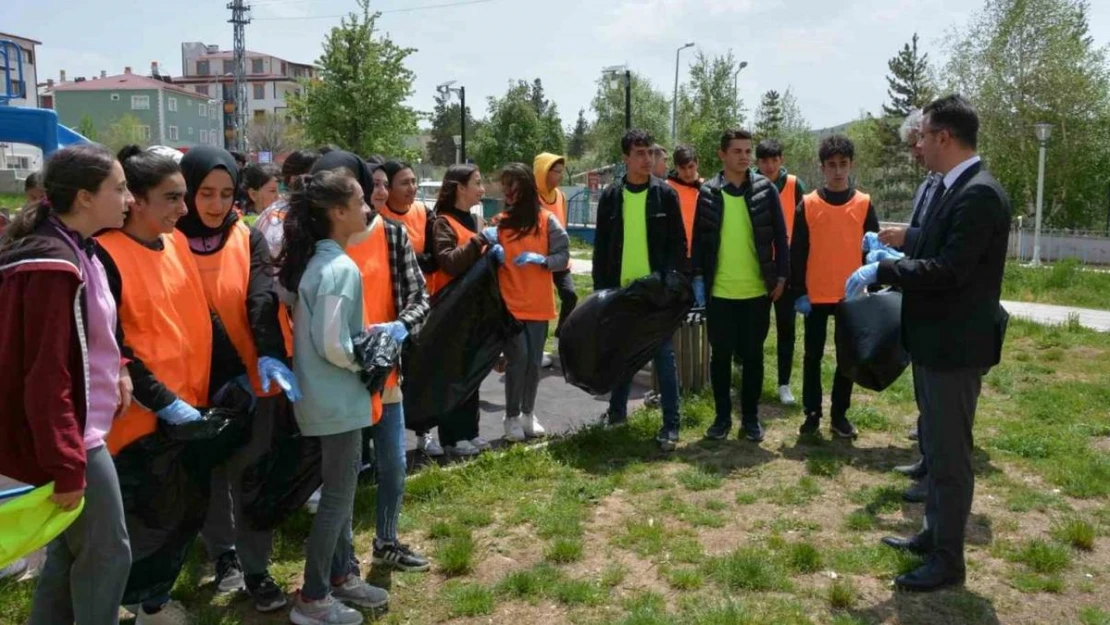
[999,301,1110,332]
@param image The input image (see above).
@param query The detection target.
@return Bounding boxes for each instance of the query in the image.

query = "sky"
[7,0,1110,132]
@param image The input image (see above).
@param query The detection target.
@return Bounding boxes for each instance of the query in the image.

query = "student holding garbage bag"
[495,163,570,442]
[592,129,687,451]
[313,150,432,573]
[275,169,392,625]
[175,146,301,612]
[0,145,134,625]
[844,95,1011,592]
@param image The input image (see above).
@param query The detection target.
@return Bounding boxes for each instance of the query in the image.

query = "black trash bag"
[835,291,911,391]
[560,271,694,395]
[403,255,522,432]
[354,330,402,395]
[115,407,248,605]
[241,398,322,531]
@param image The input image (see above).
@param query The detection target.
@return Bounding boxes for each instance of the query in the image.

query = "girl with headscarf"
[176,146,300,614]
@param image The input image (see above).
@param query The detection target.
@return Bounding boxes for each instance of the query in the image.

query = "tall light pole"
[1031,122,1052,266]
[437,80,466,163]
[733,60,749,109]
[602,65,631,130]
[671,42,694,147]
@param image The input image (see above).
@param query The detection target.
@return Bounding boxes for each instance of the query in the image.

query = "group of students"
[0,137,581,625]
[594,127,878,451]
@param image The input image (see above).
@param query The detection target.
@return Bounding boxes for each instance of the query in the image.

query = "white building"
[175,42,316,121]
[0,31,42,177]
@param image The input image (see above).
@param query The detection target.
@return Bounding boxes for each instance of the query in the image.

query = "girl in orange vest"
[95,145,214,624]
[176,146,301,613]
[495,163,570,442]
[380,160,437,275]
[430,164,500,457]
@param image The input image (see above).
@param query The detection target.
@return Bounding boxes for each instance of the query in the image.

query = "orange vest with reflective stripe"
[779,174,798,242]
[347,220,398,425]
[539,188,566,228]
[97,230,213,454]
[803,191,870,305]
[431,213,482,294]
[666,179,699,257]
[192,222,278,397]
[498,210,557,322]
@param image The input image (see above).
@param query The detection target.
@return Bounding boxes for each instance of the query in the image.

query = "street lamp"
[733,61,750,110]
[452,135,463,165]
[671,42,695,147]
[603,65,632,131]
[1031,122,1052,266]
[437,80,466,163]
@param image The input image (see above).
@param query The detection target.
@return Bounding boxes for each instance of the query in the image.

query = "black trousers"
[802,303,854,419]
[552,269,578,338]
[917,363,984,571]
[438,389,480,447]
[708,295,771,423]
[773,291,797,386]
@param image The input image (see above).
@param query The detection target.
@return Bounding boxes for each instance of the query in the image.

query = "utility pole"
[228,0,251,152]
[671,43,694,147]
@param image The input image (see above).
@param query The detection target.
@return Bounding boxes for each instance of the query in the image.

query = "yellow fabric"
[713,191,767,300]
[533,152,565,205]
[0,483,84,568]
[620,189,651,286]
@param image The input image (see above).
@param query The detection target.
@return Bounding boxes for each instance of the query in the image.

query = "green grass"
[826,577,858,609]
[1003,539,1073,574]
[676,465,725,491]
[663,566,705,590]
[785,542,824,573]
[544,537,585,563]
[442,581,495,617]
[1002,259,1110,310]
[1051,517,1098,551]
[434,526,477,577]
[1080,606,1110,625]
[704,546,792,592]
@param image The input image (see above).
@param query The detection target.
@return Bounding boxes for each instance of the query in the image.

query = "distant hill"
[812,121,854,137]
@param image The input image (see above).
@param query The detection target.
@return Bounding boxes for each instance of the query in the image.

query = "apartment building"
[177,42,316,120]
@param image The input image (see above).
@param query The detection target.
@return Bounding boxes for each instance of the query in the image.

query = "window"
[197,60,210,76]
[252,58,264,74]
[199,103,207,117]
[188,127,193,135]
[254,110,266,120]
[196,85,209,96]
[167,97,177,112]
[131,95,150,110]
[168,126,179,141]
[253,83,265,100]
[281,62,288,76]
[222,60,234,74]
[110,93,120,101]
[140,126,151,140]
[8,80,25,98]
[200,129,208,144]
[22,48,34,65]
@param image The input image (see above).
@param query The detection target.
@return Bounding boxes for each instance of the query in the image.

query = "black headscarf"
[311,150,375,204]
[177,146,241,238]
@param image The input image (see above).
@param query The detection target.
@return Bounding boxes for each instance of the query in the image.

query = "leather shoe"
[895,561,965,592]
[893,458,927,480]
[902,482,927,503]
[881,532,932,556]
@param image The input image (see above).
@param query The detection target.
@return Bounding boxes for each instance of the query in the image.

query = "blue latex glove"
[794,294,812,316]
[845,263,879,299]
[862,232,882,252]
[481,226,499,245]
[488,244,505,264]
[866,248,905,264]
[371,320,409,344]
[259,356,302,402]
[156,399,202,425]
[692,276,706,308]
[514,252,546,267]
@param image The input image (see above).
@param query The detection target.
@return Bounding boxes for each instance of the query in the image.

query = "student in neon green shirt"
[690,129,790,443]
[591,129,687,451]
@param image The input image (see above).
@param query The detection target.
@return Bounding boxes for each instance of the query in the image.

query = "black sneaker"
[373,540,431,572]
[741,419,765,443]
[656,425,679,452]
[245,573,287,613]
[831,417,858,439]
[214,550,245,593]
[705,420,731,441]
[799,412,821,436]
[601,410,628,427]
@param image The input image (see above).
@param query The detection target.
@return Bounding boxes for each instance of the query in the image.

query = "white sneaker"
[417,431,444,457]
[504,416,526,442]
[290,593,363,625]
[522,414,547,438]
[446,440,481,456]
[541,353,554,368]
[305,487,322,514]
[331,575,389,609]
[778,385,796,405]
[470,436,492,451]
[136,600,189,625]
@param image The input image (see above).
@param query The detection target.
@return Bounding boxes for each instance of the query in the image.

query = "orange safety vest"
[497,209,557,322]
[97,230,213,454]
[383,202,437,295]
[803,190,870,305]
[539,188,567,229]
[779,174,799,242]
[347,220,399,425]
[192,222,279,397]
[666,179,699,257]
[431,213,482,294]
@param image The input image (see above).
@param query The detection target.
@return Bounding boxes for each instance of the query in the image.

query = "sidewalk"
[1000,300,1110,332]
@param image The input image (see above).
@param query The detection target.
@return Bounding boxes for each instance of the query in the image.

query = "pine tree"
[755,90,784,139]
[427,90,474,166]
[882,33,935,117]
[566,109,589,159]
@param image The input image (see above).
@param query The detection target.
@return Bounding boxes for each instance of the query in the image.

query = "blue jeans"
[609,339,680,429]
[302,430,360,600]
[371,402,406,544]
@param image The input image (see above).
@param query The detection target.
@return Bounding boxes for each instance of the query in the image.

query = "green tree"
[471,79,565,173]
[101,114,149,153]
[589,71,669,164]
[754,90,785,140]
[246,113,305,155]
[427,90,476,166]
[946,0,1110,228]
[675,51,745,175]
[76,114,98,142]
[566,108,589,159]
[882,33,935,118]
[288,0,420,158]
[777,89,818,184]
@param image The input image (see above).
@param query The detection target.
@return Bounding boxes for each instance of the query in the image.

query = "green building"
[51,68,224,148]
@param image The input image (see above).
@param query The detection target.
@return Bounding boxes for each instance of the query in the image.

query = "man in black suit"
[845,94,1011,592]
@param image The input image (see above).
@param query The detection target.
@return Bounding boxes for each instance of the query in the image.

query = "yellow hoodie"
[533,152,567,226]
